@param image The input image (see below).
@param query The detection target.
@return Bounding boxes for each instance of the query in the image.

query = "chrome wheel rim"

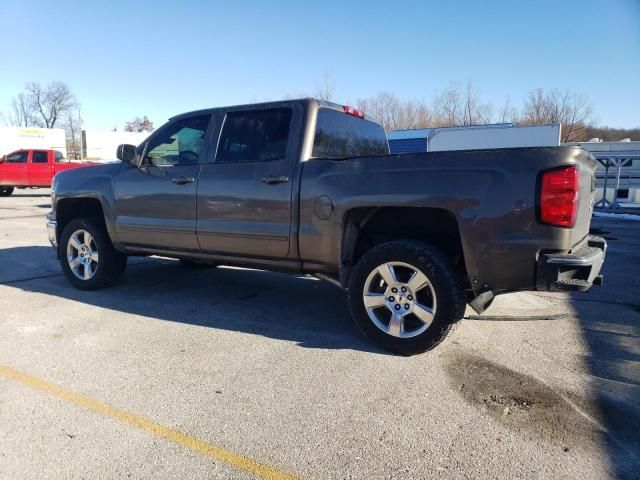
[66,229,99,280]
[362,261,437,338]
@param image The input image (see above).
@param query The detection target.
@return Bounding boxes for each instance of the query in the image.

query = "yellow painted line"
[0,364,297,480]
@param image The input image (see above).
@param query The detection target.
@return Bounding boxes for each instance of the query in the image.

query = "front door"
[28,150,53,186]
[196,105,302,259]
[114,114,213,252]
[1,151,30,186]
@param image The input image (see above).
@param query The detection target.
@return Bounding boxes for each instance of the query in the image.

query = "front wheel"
[348,240,465,355]
[0,186,14,196]
[59,218,127,290]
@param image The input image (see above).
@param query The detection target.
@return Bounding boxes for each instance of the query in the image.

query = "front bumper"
[536,235,606,291]
[47,220,57,247]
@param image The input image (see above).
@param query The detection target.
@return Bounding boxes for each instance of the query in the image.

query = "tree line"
[312,74,637,142]
[2,79,638,153]
[352,83,600,142]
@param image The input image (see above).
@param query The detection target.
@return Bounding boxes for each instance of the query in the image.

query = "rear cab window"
[312,108,389,159]
[216,108,292,163]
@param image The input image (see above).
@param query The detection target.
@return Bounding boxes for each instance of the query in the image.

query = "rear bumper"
[536,236,606,291]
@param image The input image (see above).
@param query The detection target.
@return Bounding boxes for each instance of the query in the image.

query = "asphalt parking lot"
[1,189,639,480]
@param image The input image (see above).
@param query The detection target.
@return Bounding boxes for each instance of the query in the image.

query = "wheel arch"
[339,206,469,290]
[55,197,112,249]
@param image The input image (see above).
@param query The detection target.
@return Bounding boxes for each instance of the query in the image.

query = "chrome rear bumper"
[536,236,606,291]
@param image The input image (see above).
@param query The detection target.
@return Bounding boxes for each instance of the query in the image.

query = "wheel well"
[341,207,468,287]
[56,198,105,237]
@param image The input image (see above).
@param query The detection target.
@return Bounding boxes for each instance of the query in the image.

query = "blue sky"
[1,0,639,130]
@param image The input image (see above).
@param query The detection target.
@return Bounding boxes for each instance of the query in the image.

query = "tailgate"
[571,149,597,247]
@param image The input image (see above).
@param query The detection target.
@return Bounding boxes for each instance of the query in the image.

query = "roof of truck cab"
[169,98,316,120]
[168,98,380,123]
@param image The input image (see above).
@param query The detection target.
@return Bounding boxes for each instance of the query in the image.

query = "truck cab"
[0,149,91,196]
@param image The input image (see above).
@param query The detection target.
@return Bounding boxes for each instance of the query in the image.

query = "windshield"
[312,108,389,158]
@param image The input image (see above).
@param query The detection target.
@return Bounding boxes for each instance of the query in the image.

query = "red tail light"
[343,105,365,118]
[540,165,579,228]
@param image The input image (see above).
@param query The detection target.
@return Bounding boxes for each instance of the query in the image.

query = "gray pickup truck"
[47,98,606,354]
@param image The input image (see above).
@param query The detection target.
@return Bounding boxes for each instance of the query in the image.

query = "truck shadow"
[0,245,387,355]
[569,219,640,478]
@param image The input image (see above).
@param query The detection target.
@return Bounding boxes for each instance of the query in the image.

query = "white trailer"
[427,123,561,152]
[0,127,67,157]
[84,130,151,160]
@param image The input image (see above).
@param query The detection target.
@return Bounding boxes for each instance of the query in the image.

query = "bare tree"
[25,81,77,128]
[357,91,432,131]
[7,93,36,127]
[521,88,593,141]
[497,96,518,124]
[462,81,492,125]
[64,112,82,159]
[125,116,154,132]
[432,81,492,127]
[583,125,640,141]
[431,82,462,127]
[358,91,401,131]
[314,70,336,102]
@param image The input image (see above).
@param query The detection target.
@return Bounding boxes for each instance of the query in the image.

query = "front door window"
[143,116,211,167]
[5,151,28,163]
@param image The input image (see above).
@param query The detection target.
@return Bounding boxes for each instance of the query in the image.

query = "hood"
[53,161,124,198]
[55,161,123,182]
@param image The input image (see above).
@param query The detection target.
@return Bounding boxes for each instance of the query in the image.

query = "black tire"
[348,240,465,355]
[0,186,14,196]
[179,259,217,268]
[59,217,127,290]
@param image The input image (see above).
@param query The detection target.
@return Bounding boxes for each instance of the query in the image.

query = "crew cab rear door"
[196,103,303,259]
[28,150,53,186]
[113,114,213,252]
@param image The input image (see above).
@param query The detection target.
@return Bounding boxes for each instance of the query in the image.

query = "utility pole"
[78,109,83,160]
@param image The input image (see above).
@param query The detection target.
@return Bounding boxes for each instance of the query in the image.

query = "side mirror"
[116,144,138,166]
[0,155,5,163]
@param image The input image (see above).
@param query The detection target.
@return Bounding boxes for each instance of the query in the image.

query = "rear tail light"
[540,165,579,228]
[343,105,365,118]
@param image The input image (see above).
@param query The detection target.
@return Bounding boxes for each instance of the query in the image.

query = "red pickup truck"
[0,149,95,196]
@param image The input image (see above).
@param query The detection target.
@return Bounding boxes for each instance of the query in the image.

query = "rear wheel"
[348,240,465,355]
[59,218,127,290]
[0,186,14,196]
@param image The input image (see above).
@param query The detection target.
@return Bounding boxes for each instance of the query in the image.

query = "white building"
[84,130,151,160]
[0,127,67,157]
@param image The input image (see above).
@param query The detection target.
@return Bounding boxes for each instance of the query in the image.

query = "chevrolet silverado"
[47,98,606,354]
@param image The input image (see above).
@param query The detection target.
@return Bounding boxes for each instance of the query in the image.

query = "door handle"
[172,176,195,185]
[260,176,289,185]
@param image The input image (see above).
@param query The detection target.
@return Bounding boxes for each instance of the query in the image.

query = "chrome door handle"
[172,176,195,185]
[260,176,289,185]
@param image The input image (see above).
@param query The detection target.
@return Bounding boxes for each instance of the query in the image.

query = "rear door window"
[216,108,292,163]
[32,151,48,164]
[313,108,389,158]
